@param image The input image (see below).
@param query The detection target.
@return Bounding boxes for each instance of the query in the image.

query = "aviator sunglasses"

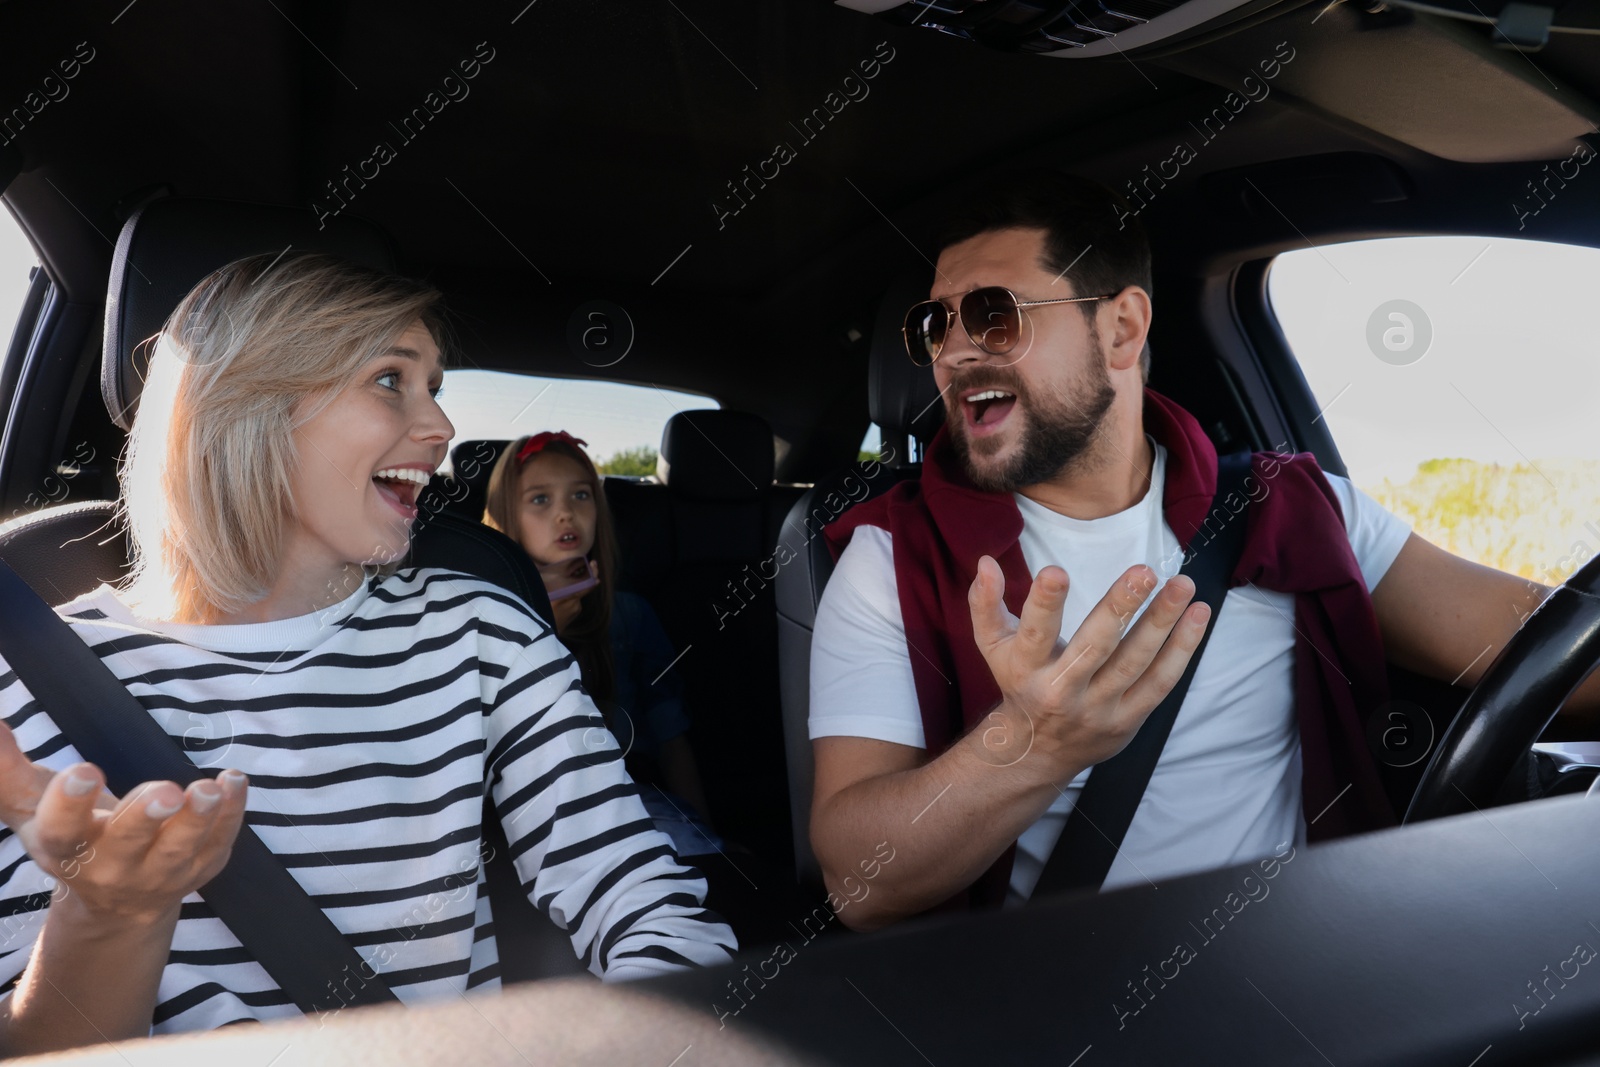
[902,286,1116,366]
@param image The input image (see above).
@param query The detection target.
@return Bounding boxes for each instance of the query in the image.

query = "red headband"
[515,430,589,464]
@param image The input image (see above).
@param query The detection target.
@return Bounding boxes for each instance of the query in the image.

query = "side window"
[1268,235,1600,586]
[0,203,39,374]
[435,369,718,479]
[859,422,884,463]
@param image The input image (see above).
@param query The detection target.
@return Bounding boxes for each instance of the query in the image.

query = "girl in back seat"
[0,253,736,1055]
[480,432,723,861]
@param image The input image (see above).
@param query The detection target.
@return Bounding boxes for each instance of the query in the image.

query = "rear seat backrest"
[607,410,798,869]
[420,439,509,524]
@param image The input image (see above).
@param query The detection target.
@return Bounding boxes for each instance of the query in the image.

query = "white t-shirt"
[809,440,1411,904]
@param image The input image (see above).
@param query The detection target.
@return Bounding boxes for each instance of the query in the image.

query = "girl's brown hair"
[481,436,619,706]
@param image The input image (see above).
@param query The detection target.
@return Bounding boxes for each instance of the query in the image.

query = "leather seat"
[606,409,803,866]
[0,194,576,982]
[774,277,945,885]
[420,438,511,523]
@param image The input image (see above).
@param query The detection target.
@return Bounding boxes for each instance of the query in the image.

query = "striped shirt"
[0,567,736,1033]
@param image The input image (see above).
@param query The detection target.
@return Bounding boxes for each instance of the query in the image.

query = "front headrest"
[101,196,398,430]
[657,410,773,501]
[868,275,945,445]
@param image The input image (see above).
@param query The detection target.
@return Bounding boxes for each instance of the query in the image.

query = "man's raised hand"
[0,721,248,927]
[966,556,1212,777]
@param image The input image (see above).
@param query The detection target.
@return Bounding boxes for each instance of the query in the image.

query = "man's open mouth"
[962,387,1018,431]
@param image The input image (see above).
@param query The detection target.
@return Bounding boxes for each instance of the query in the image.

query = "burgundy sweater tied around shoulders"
[823,387,1397,912]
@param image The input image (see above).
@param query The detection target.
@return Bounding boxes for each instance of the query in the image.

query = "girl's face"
[515,451,597,567]
[287,321,454,584]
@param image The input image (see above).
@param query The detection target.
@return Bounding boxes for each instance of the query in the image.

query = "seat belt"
[0,558,400,1015]
[1030,451,1254,901]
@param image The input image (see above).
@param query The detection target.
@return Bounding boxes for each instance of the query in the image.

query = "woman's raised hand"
[0,721,249,926]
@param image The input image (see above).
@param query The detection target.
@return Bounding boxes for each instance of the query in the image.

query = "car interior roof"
[2,0,1598,480]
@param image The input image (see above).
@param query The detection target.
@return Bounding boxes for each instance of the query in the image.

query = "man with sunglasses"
[805,170,1599,931]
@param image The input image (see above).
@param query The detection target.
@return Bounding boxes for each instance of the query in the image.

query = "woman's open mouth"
[372,467,429,520]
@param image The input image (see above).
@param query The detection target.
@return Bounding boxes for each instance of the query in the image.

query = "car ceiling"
[1,0,1597,475]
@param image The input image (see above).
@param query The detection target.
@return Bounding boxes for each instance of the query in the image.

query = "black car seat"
[605,409,804,867]
[0,195,581,982]
[774,277,944,886]
[419,438,510,524]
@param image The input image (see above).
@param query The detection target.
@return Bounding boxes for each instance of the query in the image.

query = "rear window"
[435,369,717,476]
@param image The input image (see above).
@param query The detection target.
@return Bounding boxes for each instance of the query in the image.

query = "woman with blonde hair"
[0,252,736,1056]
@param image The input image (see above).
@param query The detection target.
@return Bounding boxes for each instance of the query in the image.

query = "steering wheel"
[1405,551,1600,822]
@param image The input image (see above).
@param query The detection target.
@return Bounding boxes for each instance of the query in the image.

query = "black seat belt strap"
[0,558,400,1015]
[1030,450,1254,901]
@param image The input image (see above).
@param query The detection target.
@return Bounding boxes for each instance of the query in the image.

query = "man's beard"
[948,343,1117,494]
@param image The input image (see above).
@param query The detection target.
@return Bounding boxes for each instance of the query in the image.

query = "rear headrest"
[450,439,509,491]
[657,410,773,501]
[869,275,944,445]
[101,196,398,430]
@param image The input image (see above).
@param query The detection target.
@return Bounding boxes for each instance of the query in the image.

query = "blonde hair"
[482,436,619,705]
[117,251,451,623]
